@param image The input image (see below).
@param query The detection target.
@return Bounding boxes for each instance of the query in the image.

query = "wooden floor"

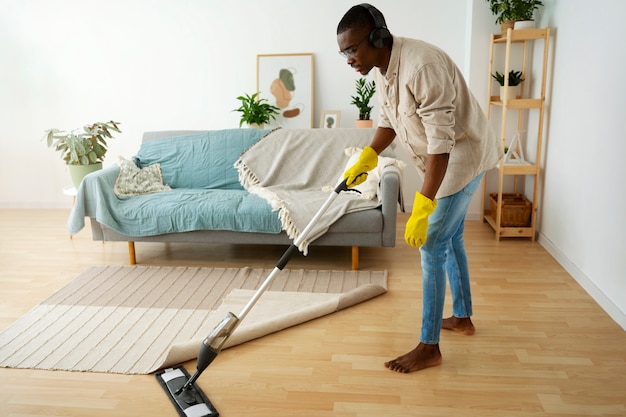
[1,209,624,417]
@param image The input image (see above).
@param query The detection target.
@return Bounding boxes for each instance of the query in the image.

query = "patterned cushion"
[114,156,171,197]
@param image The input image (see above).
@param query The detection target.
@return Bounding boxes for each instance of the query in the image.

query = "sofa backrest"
[134,129,269,189]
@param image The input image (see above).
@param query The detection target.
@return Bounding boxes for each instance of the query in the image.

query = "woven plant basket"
[500,20,515,35]
[489,193,532,227]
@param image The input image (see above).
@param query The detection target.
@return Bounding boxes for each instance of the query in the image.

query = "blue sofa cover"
[68,129,282,236]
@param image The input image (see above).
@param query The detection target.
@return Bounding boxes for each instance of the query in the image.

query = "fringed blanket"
[235,128,402,253]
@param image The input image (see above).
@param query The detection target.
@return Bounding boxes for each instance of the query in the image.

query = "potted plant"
[233,92,280,129]
[351,77,376,128]
[45,120,121,188]
[512,0,543,29]
[492,70,524,101]
[485,0,543,33]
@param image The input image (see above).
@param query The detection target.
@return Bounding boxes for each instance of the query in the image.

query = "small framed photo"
[320,110,341,129]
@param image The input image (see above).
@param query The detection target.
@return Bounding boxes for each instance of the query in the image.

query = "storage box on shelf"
[489,193,532,227]
[482,27,551,240]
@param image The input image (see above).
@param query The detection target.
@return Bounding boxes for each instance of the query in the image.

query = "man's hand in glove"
[343,146,378,187]
[404,192,437,247]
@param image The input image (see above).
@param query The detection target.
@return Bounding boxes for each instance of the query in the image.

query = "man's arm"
[421,153,449,201]
[369,127,396,154]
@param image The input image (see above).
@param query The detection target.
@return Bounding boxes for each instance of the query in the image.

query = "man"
[338,4,502,373]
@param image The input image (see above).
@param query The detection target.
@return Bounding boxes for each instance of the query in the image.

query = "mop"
[156,179,352,417]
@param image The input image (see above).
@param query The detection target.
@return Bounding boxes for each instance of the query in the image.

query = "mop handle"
[236,179,350,322]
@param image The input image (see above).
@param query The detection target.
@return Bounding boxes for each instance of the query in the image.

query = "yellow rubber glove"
[343,146,378,187]
[404,192,437,247]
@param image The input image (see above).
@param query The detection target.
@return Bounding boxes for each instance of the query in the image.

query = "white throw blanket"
[235,128,402,253]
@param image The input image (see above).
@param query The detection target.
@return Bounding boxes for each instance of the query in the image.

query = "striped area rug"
[0,266,387,374]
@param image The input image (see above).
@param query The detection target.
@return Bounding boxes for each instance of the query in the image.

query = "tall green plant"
[351,78,376,121]
[45,121,121,165]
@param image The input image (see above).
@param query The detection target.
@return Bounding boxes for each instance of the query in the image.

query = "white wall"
[0,0,468,209]
[1,0,624,328]
[536,0,626,328]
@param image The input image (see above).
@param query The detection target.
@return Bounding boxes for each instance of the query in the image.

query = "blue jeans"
[419,172,485,344]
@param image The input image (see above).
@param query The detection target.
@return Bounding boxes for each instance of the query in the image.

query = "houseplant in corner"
[492,70,524,101]
[351,77,376,128]
[233,92,280,129]
[486,0,544,33]
[45,120,121,188]
[511,0,543,29]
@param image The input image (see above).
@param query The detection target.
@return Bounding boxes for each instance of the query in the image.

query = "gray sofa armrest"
[379,164,401,247]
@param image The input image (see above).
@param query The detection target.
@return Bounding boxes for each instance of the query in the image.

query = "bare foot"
[441,316,475,335]
[384,343,442,373]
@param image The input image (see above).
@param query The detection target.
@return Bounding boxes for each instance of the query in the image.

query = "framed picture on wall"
[320,110,341,129]
[257,53,314,129]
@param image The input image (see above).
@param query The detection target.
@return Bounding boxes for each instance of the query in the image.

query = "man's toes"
[384,360,408,373]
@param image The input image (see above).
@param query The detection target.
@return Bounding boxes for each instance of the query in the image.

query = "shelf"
[489,97,543,109]
[483,214,535,238]
[483,27,550,241]
[497,162,539,175]
[493,28,549,43]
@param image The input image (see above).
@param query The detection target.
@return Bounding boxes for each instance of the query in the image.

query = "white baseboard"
[538,233,626,331]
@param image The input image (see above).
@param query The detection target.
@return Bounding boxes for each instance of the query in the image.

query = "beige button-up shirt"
[375,36,502,198]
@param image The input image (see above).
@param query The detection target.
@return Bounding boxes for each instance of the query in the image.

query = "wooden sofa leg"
[128,242,136,265]
[351,246,359,270]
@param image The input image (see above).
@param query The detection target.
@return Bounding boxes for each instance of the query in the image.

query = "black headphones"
[359,3,392,49]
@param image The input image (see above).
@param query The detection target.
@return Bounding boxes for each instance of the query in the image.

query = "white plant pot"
[514,20,536,30]
[499,85,519,102]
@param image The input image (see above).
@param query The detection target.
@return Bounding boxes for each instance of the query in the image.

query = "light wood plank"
[0,209,624,416]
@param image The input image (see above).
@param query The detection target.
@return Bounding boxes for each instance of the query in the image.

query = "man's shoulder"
[397,37,442,54]
[396,37,453,67]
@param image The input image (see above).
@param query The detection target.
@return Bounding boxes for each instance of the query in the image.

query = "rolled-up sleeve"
[413,63,456,154]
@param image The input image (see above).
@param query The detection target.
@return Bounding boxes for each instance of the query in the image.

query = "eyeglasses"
[338,35,368,59]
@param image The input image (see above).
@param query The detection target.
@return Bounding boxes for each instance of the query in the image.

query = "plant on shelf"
[492,70,525,86]
[485,0,543,31]
[45,120,122,187]
[233,92,280,128]
[486,0,514,24]
[351,77,376,125]
[492,70,525,102]
[512,0,543,21]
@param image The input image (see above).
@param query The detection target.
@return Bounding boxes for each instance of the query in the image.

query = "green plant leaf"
[87,151,98,164]
[44,121,121,165]
[351,78,376,120]
[233,92,280,127]
[492,70,524,86]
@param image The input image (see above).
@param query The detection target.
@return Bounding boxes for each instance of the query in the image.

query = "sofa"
[68,128,403,270]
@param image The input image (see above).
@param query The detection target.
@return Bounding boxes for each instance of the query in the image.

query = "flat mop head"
[156,366,219,417]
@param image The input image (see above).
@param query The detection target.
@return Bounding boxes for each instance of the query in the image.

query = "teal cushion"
[134,129,269,189]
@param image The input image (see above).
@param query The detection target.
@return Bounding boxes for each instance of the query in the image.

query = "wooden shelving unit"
[483,27,550,240]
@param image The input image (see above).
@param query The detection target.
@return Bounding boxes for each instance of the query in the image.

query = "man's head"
[337,3,392,75]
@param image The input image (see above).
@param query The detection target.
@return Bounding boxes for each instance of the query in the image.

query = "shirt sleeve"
[411,63,456,154]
